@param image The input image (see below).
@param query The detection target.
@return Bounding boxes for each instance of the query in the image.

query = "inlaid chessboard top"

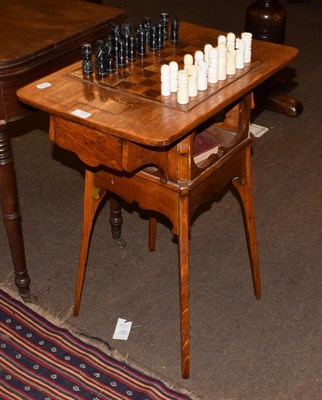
[17,21,299,147]
[70,39,261,112]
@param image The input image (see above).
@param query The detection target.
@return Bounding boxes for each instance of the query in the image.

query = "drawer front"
[49,116,123,170]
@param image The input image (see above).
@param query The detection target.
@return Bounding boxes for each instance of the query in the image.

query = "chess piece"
[161,64,171,96]
[226,44,236,75]
[194,50,204,66]
[197,60,207,91]
[82,43,93,77]
[188,64,198,97]
[160,12,170,40]
[138,28,146,57]
[150,25,158,51]
[177,69,189,104]
[157,23,164,49]
[208,47,218,83]
[241,32,252,63]
[128,35,136,61]
[117,40,126,67]
[217,43,227,81]
[235,38,245,69]
[217,35,226,45]
[171,18,179,44]
[204,43,213,69]
[183,54,193,74]
[169,61,179,92]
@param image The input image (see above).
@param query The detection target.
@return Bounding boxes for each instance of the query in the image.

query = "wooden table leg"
[109,197,126,248]
[232,146,261,299]
[0,118,32,300]
[178,194,190,378]
[74,169,106,316]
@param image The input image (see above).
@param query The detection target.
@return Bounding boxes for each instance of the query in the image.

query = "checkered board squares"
[70,41,260,112]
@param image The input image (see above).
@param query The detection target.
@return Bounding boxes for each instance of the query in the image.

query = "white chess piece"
[169,61,178,92]
[177,69,189,104]
[217,35,226,46]
[235,38,245,69]
[208,47,218,84]
[197,60,207,91]
[194,50,204,66]
[226,32,236,48]
[188,64,198,97]
[226,44,236,75]
[161,64,171,96]
[241,32,252,63]
[183,54,193,72]
[217,43,227,81]
[204,43,213,69]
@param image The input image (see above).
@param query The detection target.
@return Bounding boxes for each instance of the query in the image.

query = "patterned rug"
[0,288,199,400]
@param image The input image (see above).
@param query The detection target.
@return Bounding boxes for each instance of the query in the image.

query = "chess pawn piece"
[217,35,226,46]
[197,60,207,91]
[169,61,179,93]
[235,38,245,69]
[208,47,218,84]
[204,43,213,70]
[177,69,189,104]
[226,32,236,48]
[226,44,236,75]
[188,64,198,97]
[241,32,252,63]
[183,54,193,74]
[138,29,146,57]
[117,40,126,67]
[217,43,227,81]
[194,50,204,66]
[161,64,171,96]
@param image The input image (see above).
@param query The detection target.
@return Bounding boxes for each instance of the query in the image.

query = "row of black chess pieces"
[82,13,179,78]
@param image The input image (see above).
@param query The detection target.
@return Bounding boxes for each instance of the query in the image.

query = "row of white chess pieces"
[161,32,252,105]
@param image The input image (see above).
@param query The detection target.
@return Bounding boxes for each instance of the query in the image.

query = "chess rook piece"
[171,18,179,44]
[82,43,93,77]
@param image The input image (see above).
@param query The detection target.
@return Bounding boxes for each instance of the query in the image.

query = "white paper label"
[112,318,132,340]
[71,109,91,119]
[36,82,52,89]
[249,123,269,138]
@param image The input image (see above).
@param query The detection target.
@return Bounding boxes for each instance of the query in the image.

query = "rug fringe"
[0,285,203,400]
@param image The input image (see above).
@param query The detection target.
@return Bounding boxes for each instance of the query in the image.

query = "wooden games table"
[17,21,298,377]
[0,0,127,300]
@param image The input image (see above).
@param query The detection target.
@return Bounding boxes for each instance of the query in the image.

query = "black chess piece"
[128,35,136,61]
[160,12,169,40]
[117,40,126,67]
[157,23,164,49]
[95,41,108,79]
[171,18,179,44]
[82,43,93,77]
[149,25,158,51]
[138,29,146,57]
[143,17,151,45]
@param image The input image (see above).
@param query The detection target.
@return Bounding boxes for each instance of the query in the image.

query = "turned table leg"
[0,118,31,300]
[109,196,126,248]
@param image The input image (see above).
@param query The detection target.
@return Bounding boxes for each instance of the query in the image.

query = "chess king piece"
[245,0,303,116]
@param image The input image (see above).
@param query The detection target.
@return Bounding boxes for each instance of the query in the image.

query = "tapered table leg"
[232,147,261,299]
[109,197,126,248]
[0,118,32,300]
[74,169,106,316]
